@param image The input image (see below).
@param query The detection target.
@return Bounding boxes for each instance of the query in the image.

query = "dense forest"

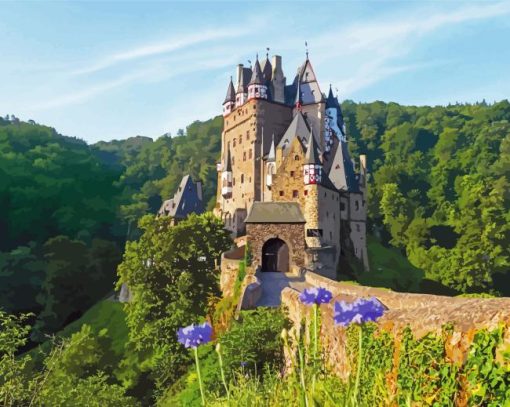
[0,101,509,404]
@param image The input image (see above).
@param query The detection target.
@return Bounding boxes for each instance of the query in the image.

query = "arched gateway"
[262,238,289,273]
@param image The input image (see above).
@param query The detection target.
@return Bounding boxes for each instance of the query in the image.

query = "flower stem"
[353,325,363,405]
[194,347,206,406]
[217,345,230,400]
[298,342,309,407]
[312,303,318,395]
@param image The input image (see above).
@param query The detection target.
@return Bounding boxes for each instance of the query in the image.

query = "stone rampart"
[281,273,510,383]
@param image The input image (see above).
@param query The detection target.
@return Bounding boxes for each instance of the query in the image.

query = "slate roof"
[158,175,204,219]
[276,112,310,156]
[304,130,321,165]
[224,77,235,104]
[249,59,264,85]
[245,202,306,223]
[327,141,359,192]
[261,56,272,81]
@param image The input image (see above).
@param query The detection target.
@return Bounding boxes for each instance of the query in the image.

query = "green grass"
[355,236,424,292]
[58,300,128,356]
[29,300,128,361]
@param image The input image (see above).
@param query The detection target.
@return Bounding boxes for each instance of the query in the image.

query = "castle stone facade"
[214,53,368,276]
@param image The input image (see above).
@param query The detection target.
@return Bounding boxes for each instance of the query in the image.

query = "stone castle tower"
[214,52,369,275]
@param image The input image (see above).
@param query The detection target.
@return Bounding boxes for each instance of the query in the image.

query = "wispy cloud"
[71,23,258,76]
[310,1,510,96]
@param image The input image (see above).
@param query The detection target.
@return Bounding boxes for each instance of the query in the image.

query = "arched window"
[294,155,300,161]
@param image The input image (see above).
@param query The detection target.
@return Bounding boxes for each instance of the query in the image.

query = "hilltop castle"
[214,52,368,277]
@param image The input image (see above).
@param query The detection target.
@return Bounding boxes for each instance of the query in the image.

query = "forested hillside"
[1,101,509,344]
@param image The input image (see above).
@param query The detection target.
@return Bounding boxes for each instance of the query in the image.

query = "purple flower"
[334,297,385,327]
[299,287,333,306]
[177,322,213,348]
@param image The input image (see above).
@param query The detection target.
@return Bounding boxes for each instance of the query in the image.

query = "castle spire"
[325,84,336,109]
[249,55,264,85]
[295,73,303,111]
[304,129,321,166]
[224,76,235,104]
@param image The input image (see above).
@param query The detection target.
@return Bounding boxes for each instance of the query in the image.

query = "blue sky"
[1,1,509,143]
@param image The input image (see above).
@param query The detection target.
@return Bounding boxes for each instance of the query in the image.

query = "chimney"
[236,64,244,89]
[271,55,285,104]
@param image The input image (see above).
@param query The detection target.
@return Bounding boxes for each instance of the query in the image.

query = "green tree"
[117,212,232,391]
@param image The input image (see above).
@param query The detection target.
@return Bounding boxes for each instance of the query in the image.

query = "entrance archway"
[262,238,289,272]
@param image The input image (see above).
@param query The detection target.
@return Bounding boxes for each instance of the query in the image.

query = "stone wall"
[220,249,243,298]
[281,272,510,380]
[246,223,305,270]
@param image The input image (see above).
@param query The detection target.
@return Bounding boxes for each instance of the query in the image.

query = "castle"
[214,52,368,278]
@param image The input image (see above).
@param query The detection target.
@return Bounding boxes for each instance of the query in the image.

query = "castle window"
[279,191,284,197]
[247,130,250,140]
[362,200,366,207]
[233,138,236,147]
[249,149,252,159]
[239,135,242,144]
[304,190,308,196]
[292,190,298,198]
[340,202,346,211]
[294,155,299,161]
[290,170,295,177]
[355,201,360,211]
[241,174,244,183]
[243,151,246,161]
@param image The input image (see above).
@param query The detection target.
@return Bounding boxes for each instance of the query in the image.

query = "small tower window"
[290,171,295,177]
[243,151,246,161]
[246,131,250,140]
[249,149,252,159]
[239,135,243,144]
[292,190,298,198]
[304,190,308,196]
[233,138,236,147]
[340,202,346,211]
[241,174,244,183]
[355,201,360,211]
[294,155,299,161]
[279,191,284,197]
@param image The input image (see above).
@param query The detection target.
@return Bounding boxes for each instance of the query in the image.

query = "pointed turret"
[223,77,236,116]
[249,57,264,85]
[304,130,321,165]
[221,148,233,198]
[261,53,272,81]
[248,55,268,100]
[325,85,336,109]
[303,130,322,185]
